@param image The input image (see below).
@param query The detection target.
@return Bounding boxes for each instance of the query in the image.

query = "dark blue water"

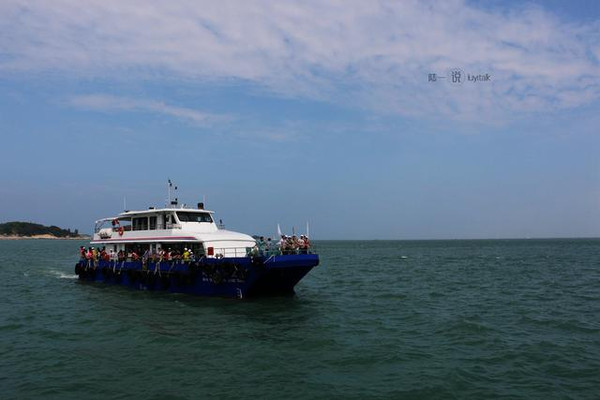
[1,239,599,399]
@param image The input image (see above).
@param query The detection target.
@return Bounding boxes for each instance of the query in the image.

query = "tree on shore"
[0,222,82,237]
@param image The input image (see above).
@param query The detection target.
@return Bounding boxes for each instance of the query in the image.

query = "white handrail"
[213,247,250,258]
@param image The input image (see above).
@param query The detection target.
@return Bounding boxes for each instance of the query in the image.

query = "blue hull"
[75,254,319,298]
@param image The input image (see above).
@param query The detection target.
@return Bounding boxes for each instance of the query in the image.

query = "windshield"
[176,212,213,223]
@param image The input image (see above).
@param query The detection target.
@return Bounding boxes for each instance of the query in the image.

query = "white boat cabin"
[91,204,255,258]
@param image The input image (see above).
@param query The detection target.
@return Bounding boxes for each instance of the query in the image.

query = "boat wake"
[49,269,78,279]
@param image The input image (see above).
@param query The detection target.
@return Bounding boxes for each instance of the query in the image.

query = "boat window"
[132,217,149,231]
[176,212,213,223]
[149,216,157,230]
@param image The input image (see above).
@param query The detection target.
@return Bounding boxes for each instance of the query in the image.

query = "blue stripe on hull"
[74,254,319,298]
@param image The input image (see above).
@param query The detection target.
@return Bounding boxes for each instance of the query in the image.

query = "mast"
[167,179,178,207]
[167,179,171,205]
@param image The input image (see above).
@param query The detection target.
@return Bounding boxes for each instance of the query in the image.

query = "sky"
[0,0,599,239]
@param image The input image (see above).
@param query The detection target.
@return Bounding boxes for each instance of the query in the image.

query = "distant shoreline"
[0,234,89,240]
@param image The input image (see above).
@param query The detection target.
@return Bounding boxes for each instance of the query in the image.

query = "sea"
[1,239,599,399]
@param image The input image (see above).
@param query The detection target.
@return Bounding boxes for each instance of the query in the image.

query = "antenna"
[123,196,127,211]
[167,179,178,207]
[167,179,171,206]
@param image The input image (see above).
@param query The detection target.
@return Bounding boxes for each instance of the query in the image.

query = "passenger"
[286,236,295,254]
[109,249,116,261]
[86,247,93,260]
[131,250,139,261]
[292,235,300,253]
[278,235,287,254]
[265,237,273,255]
[142,248,150,264]
[257,236,266,255]
[298,235,306,253]
[79,246,86,259]
[183,248,190,262]
[304,235,311,252]
[90,247,98,268]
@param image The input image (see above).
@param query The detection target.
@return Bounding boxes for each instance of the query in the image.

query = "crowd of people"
[79,246,198,264]
[253,234,311,256]
[79,234,312,264]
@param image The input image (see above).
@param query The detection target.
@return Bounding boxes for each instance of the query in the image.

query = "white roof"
[119,207,215,217]
[95,207,214,223]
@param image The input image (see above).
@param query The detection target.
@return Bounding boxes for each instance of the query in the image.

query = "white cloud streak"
[1,0,599,122]
[69,94,227,126]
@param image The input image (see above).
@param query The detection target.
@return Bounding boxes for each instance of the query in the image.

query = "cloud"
[68,94,304,142]
[1,0,599,123]
[68,94,228,126]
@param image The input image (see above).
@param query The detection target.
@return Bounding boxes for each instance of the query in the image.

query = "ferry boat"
[74,185,319,298]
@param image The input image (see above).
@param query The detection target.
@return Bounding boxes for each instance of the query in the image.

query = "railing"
[213,247,251,258]
[250,246,316,257]
[212,245,317,259]
[80,244,316,264]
